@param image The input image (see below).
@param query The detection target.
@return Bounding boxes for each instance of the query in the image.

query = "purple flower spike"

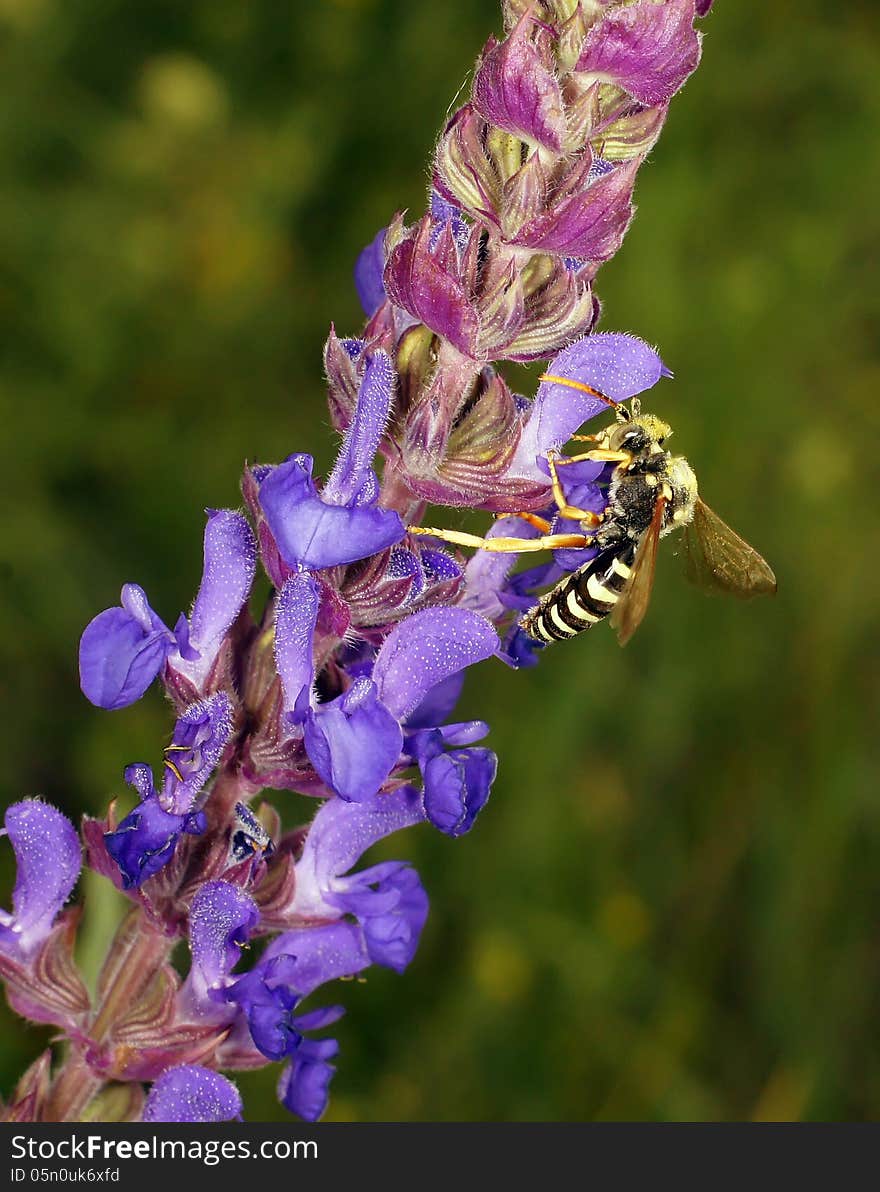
[473,12,565,152]
[79,583,175,710]
[0,801,81,958]
[142,1066,243,1123]
[372,606,499,721]
[160,693,234,814]
[303,678,403,804]
[508,332,671,481]
[105,776,206,889]
[354,227,387,316]
[169,510,257,689]
[576,0,703,108]
[260,355,404,570]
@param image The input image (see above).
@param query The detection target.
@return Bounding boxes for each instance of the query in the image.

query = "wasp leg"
[556,447,633,467]
[538,374,620,410]
[409,525,594,553]
[545,453,605,525]
[494,511,553,533]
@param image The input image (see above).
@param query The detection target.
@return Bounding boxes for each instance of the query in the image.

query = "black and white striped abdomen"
[520,544,636,644]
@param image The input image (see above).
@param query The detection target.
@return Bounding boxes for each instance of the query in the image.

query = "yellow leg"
[495,511,553,533]
[409,525,594,554]
[538,374,620,410]
[556,447,633,466]
[546,453,604,525]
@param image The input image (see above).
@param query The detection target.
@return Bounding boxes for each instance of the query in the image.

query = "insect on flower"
[411,374,777,647]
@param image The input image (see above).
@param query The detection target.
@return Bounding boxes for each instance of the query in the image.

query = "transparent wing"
[682,497,777,598]
[610,496,666,647]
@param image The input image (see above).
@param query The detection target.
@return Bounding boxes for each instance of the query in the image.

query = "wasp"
[410,374,776,646]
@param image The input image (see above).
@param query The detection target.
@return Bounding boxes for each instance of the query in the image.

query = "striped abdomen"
[520,544,636,644]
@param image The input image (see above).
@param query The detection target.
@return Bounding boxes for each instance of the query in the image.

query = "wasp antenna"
[538,374,620,410]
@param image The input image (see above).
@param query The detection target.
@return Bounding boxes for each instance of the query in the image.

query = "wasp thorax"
[664,456,698,531]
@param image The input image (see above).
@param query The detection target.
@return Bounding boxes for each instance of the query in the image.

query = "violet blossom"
[1,0,714,1123]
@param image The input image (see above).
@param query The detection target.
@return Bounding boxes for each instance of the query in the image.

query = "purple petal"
[508,332,670,480]
[323,351,395,507]
[263,921,371,997]
[502,624,546,668]
[421,744,496,837]
[473,14,566,152]
[123,763,155,802]
[171,511,256,687]
[143,1066,243,1123]
[329,862,428,973]
[160,693,234,813]
[303,678,403,803]
[576,0,703,107]
[278,1047,336,1122]
[415,720,489,747]
[405,671,466,729]
[187,880,260,1006]
[354,227,387,316]
[259,454,405,570]
[104,793,206,889]
[429,192,470,256]
[295,787,426,910]
[274,573,319,722]
[79,584,173,710]
[372,607,499,721]
[0,801,81,957]
[293,1004,347,1033]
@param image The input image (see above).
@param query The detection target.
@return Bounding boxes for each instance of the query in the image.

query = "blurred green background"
[2,0,879,1121]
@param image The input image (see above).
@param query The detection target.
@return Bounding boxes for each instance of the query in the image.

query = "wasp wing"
[682,497,777,598]
[610,495,666,647]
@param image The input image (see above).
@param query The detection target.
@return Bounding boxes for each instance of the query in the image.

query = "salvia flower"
[283,786,429,970]
[274,573,499,805]
[5,0,714,1124]
[258,351,404,571]
[79,509,256,709]
[103,693,233,888]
